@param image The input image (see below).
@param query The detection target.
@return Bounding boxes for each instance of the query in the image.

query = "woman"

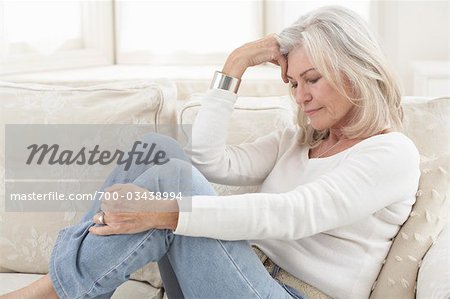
[3,5,420,299]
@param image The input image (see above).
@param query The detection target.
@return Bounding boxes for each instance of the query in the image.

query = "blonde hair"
[277,6,402,147]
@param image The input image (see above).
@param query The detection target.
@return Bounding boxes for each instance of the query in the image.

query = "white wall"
[377,0,450,95]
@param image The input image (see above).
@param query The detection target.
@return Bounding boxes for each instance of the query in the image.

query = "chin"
[309,122,329,131]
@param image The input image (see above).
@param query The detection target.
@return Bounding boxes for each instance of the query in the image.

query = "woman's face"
[286,47,354,131]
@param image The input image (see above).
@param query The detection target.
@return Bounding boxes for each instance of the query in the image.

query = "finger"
[101,199,130,213]
[101,199,115,211]
[92,211,107,225]
[270,59,280,66]
[269,56,288,83]
[89,225,116,236]
[278,55,289,83]
[268,34,288,83]
[105,184,124,192]
[268,33,279,44]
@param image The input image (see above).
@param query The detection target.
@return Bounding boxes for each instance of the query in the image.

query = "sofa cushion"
[0,273,163,299]
[0,80,177,287]
[402,97,450,159]
[417,224,450,299]
[369,154,450,299]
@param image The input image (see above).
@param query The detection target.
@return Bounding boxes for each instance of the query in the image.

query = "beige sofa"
[0,80,448,299]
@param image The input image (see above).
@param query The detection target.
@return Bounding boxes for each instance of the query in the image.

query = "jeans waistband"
[251,245,332,299]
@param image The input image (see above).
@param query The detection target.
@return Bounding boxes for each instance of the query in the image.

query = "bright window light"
[117,0,261,55]
[3,0,82,56]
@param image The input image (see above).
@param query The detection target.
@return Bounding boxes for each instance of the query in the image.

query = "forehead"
[286,47,315,77]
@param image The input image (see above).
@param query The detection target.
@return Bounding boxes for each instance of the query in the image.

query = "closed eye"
[307,77,321,84]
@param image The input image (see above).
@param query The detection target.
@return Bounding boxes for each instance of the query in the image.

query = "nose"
[293,84,311,106]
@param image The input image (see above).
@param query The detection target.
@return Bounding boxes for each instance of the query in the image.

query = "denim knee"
[106,133,189,180]
[132,158,215,198]
[133,158,194,193]
[139,133,189,162]
[156,158,217,197]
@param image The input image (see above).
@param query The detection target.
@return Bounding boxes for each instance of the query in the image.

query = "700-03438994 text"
[99,191,183,201]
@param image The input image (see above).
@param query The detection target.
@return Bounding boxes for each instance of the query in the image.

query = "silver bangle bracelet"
[210,71,241,94]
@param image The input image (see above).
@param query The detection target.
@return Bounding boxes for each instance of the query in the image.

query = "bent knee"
[158,158,193,175]
[140,132,177,147]
[138,133,188,161]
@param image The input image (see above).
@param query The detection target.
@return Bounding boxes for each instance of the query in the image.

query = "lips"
[304,107,322,116]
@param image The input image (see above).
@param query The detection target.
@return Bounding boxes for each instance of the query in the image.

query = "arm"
[185,35,289,186]
[185,88,286,186]
[176,135,421,240]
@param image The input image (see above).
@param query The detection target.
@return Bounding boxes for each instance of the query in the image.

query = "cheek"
[310,80,334,102]
[324,103,340,120]
[329,100,354,122]
[319,97,351,121]
[309,81,352,120]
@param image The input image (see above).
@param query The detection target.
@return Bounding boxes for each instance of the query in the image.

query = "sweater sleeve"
[175,134,421,240]
[184,88,282,186]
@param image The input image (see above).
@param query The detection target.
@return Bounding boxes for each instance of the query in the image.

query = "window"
[116,0,372,65]
[1,0,373,73]
[115,0,263,65]
[0,1,114,75]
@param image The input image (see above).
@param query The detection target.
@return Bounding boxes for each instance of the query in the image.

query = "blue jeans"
[48,133,305,299]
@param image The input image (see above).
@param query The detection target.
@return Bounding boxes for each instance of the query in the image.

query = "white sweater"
[174,88,421,299]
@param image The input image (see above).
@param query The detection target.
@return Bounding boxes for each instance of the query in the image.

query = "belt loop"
[271,264,281,278]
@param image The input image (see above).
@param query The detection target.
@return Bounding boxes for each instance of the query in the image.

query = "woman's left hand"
[89,183,179,236]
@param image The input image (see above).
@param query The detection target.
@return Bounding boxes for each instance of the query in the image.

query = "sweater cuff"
[173,195,215,237]
[205,88,238,106]
[173,211,190,236]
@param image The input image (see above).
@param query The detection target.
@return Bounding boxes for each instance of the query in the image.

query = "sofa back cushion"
[402,97,450,159]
